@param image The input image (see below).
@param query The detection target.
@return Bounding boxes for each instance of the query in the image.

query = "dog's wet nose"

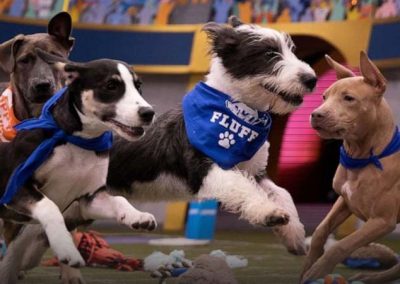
[138,107,155,123]
[34,81,52,93]
[300,73,317,91]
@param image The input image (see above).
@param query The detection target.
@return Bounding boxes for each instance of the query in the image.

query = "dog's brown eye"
[19,55,32,64]
[106,80,118,91]
[134,80,142,94]
[322,95,326,101]
[344,95,355,102]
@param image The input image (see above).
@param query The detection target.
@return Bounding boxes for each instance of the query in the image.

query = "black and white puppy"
[107,17,316,253]
[0,51,156,283]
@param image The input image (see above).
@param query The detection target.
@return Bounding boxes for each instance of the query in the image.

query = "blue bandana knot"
[339,127,400,171]
[0,87,113,205]
[182,82,271,169]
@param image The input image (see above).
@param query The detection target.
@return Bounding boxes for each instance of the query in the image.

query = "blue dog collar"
[340,126,400,170]
[182,82,271,169]
[0,87,113,205]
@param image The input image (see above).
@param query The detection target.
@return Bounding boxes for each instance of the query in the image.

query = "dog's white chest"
[35,143,108,210]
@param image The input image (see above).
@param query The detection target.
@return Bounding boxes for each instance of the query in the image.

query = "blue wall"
[0,21,194,65]
[369,22,400,61]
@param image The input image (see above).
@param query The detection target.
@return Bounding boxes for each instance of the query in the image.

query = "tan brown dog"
[301,51,400,283]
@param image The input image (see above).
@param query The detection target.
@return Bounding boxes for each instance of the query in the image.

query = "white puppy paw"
[54,244,85,268]
[119,211,157,231]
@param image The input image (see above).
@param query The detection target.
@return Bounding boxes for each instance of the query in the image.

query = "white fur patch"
[79,191,157,229]
[30,197,84,267]
[34,143,109,210]
[115,63,151,125]
[197,165,286,226]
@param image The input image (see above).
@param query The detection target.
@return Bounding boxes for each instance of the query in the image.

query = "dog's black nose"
[138,107,155,123]
[300,74,317,91]
[34,81,52,93]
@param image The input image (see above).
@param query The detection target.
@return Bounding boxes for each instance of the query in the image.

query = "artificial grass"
[19,230,400,284]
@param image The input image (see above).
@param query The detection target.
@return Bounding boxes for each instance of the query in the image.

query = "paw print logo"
[218,131,236,149]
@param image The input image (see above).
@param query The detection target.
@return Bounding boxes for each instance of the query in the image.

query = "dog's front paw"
[263,209,290,227]
[273,219,306,255]
[56,246,85,268]
[120,211,157,231]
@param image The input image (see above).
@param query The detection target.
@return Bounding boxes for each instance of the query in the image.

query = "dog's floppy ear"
[228,15,244,28]
[48,12,75,51]
[325,54,355,79]
[0,35,25,73]
[202,22,239,56]
[36,48,85,84]
[359,51,386,94]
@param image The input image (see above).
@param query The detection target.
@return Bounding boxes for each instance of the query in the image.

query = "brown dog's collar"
[0,87,20,142]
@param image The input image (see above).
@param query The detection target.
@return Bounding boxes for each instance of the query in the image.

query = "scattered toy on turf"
[304,273,365,284]
[305,235,399,269]
[144,250,192,272]
[42,231,143,271]
[147,249,247,283]
[209,250,248,268]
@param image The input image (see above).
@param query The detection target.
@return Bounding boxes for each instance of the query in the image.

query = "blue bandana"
[0,87,113,205]
[340,127,400,170]
[182,82,271,169]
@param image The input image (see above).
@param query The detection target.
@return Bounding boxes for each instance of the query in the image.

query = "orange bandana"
[0,88,20,142]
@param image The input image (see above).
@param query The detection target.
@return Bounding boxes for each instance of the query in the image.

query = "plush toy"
[304,273,364,284]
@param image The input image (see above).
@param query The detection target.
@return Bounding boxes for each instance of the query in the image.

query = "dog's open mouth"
[107,119,144,137]
[263,84,303,106]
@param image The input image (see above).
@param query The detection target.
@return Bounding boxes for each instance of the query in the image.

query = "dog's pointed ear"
[202,22,239,55]
[325,54,355,79]
[228,15,244,28]
[36,48,85,84]
[360,51,386,94]
[0,35,25,73]
[48,12,75,51]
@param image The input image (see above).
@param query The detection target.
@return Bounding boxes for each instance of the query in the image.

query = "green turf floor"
[18,230,400,284]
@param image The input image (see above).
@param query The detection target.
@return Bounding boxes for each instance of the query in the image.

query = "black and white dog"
[2,16,316,283]
[0,51,156,283]
[107,16,316,253]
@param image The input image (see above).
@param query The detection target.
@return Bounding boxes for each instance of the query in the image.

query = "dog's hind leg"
[0,227,30,284]
[258,178,306,255]
[79,187,157,231]
[350,262,400,284]
[198,165,290,227]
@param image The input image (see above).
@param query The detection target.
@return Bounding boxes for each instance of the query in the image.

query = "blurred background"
[0,2,399,282]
